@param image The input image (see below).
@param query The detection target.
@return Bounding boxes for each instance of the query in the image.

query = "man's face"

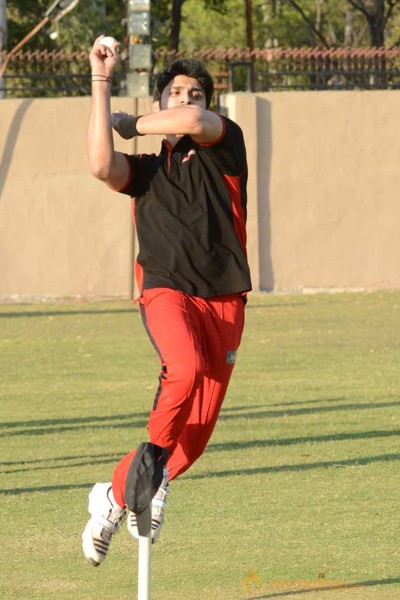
[159,74,207,110]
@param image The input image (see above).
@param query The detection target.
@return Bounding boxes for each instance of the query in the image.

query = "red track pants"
[112,287,245,507]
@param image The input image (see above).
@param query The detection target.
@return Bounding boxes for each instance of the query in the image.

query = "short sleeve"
[116,153,159,197]
[197,116,247,177]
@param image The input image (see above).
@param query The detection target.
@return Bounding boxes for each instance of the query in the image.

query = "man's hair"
[153,58,214,108]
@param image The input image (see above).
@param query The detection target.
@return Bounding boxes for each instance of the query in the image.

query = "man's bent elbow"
[87,158,112,181]
[87,152,129,189]
[189,108,223,141]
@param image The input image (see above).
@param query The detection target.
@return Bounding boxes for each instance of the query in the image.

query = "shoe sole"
[86,556,100,567]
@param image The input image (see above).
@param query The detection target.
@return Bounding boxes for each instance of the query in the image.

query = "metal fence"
[1,47,400,100]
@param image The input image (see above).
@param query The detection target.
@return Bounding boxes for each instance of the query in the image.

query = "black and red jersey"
[118,115,252,298]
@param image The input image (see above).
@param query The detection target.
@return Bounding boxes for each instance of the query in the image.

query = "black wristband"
[118,115,144,138]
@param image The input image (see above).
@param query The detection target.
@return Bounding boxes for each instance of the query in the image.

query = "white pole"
[137,505,152,600]
[138,533,151,599]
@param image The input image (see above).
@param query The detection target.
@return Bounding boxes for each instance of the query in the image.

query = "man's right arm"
[87,36,130,190]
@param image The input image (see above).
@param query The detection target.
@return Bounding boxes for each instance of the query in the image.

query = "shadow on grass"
[0,307,137,319]
[245,576,400,598]
[3,452,399,495]
[222,399,350,411]
[1,451,125,467]
[1,413,149,437]
[0,398,371,431]
[0,482,95,495]
[245,303,306,310]
[3,400,399,438]
[2,454,124,475]
[1,419,148,437]
[207,429,400,452]
[2,412,149,428]
[4,429,400,473]
[182,452,400,481]
[1,404,262,431]
[265,397,350,407]
[218,400,400,421]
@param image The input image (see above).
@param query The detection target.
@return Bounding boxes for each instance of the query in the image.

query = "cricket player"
[82,35,252,566]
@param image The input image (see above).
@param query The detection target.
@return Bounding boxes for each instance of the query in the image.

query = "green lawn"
[1,291,399,599]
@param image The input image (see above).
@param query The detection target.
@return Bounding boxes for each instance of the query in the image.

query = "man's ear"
[152,100,160,113]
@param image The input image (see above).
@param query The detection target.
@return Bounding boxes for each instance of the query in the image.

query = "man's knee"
[165,350,205,395]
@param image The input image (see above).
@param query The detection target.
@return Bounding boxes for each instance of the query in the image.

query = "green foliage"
[152,0,229,49]
[257,0,322,47]
[181,0,247,50]
[203,0,229,14]
[178,0,368,50]
[6,0,125,52]
[150,0,171,48]
[251,0,369,48]
[179,0,400,49]
[53,0,125,51]
[5,0,400,58]
[7,0,52,49]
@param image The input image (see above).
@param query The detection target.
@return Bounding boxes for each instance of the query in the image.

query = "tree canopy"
[6,1,124,52]
[4,0,400,53]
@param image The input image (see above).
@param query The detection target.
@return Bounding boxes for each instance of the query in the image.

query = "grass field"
[1,291,399,599]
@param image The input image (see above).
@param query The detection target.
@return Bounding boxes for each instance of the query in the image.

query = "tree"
[7,1,52,50]
[347,0,400,46]
[179,0,251,51]
[274,0,400,47]
[170,0,184,50]
[6,1,124,51]
[7,0,400,56]
[285,0,331,46]
[165,0,229,51]
[0,0,7,99]
[0,0,6,50]
[257,0,360,48]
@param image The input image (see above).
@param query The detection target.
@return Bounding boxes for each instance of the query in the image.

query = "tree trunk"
[369,0,385,46]
[169,0,185,52]
[348,0,386,47]
[315,0,323,33]
[344,10,353,46]
[0,0,7,98]
[245,0,255,91]
[368,1,386,87]
[287,0,330,47]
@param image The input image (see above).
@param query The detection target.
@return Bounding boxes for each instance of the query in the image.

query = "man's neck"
[165,133,184,148]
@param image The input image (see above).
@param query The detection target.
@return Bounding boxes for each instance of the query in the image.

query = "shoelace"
[102,508,126,533]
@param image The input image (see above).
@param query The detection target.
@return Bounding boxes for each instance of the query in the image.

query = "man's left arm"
[112,106,223,144]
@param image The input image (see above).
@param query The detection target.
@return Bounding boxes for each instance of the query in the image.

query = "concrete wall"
[0,96,161,300]
[229,90,400,292]
[1,91,399,300]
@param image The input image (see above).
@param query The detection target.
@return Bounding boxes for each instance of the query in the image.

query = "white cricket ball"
[99,36,117,50]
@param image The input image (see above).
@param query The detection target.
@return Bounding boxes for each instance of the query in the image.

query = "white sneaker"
[127,468,169,543]
[82,482,126,566]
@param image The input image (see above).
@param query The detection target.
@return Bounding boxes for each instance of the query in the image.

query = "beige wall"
[0,97,161,300]
[233,90,400,292]
[1,91,399,300]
